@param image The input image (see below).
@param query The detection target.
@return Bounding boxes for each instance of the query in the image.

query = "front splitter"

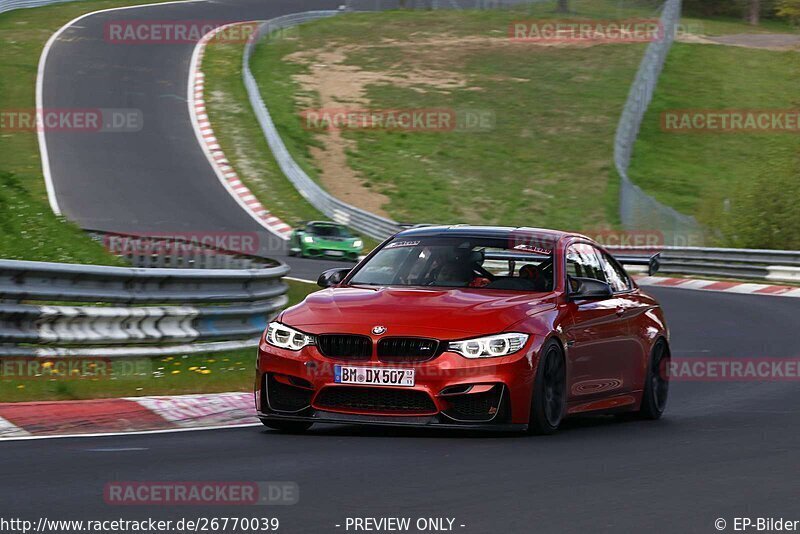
[258,410,527,432]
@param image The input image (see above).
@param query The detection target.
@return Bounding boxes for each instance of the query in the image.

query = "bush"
[683,0,779,20]
[776,0,800,24]
[710,153,800,250]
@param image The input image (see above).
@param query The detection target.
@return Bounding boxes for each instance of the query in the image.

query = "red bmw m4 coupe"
[256,226,670,434]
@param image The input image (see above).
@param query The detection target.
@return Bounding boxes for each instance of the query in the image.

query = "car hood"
[280,285,557,338]
[309,236,357,247]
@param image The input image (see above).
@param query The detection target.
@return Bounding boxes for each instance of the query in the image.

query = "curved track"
[39,0,346,279]
[4,288,800,532]
[24,1,800,532]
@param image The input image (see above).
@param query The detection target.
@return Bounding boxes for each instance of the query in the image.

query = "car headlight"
[265,322,315,351]
[448,333,529,359]
[302,235,314,243]
[353,239,363,248]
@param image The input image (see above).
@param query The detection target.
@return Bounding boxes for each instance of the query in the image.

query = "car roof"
[394,225,587,242]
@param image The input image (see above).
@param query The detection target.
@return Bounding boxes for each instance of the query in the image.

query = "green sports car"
[288,221,364,260]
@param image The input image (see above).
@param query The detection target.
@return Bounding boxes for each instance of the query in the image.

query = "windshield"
[309,224,351,238]
[349,236,554,292]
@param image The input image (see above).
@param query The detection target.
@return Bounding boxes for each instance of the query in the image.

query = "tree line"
[554,0,800,26]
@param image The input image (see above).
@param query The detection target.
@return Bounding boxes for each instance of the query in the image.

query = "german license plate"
[327,250,345,256]
[334,365,415,387]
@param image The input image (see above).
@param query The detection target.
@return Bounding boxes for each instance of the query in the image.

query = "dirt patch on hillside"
[284,34,616,215]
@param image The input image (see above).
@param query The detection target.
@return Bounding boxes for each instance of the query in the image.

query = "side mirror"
[648,253,661,276]
[568,277,613,300]
[317,268,351,288]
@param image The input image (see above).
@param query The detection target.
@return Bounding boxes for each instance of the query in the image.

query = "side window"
[566,244,606,283]
[598,251,632,293]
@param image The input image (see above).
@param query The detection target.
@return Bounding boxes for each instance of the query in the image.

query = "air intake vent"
[265,374,313,413]
[315,386,437,414]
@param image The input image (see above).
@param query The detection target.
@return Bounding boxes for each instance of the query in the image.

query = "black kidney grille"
[315,386,437,414]
[377,337,441,362]
[317,335,372,360]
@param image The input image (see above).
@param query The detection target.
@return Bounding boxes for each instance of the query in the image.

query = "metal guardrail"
[0,259,289,357]
[613,0,705,244]
[0,0,76,15]
[344,0,550,9]
[251,3,703,246]
[243,11,403,241]
[607,246,800,283]
[88,231,274,269]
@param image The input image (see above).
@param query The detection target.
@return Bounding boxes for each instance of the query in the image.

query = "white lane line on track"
[0,422,261,443]
[36,0,206,217]
[84,447,150,452]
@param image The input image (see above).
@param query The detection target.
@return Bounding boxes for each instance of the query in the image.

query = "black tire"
[637,338,670,420]
[528,340,566,435]
[260,419,313,433]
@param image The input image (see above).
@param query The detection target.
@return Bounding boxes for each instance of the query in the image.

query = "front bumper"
[255,339,539,429]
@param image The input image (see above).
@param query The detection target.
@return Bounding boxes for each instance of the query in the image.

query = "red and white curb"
[0,392,256,440]
[188,25,292,240]
[636,276,800,298]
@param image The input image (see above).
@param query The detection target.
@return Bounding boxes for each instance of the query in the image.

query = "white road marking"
[0,422,260,442]
[0,416,30,438]
[187,24,292,241]
[36,0,207,217]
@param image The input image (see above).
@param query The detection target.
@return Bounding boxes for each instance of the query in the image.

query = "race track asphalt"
[40,0,348,279]
[2,287,799,533]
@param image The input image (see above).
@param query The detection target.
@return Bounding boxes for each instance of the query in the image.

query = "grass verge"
[627,42,800,248]
[249,4,654,230]
[202,33,380,249]
[202,1,669,232]
[205,1,800,239]
[0,0,182,264]
[202,36,328,226]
